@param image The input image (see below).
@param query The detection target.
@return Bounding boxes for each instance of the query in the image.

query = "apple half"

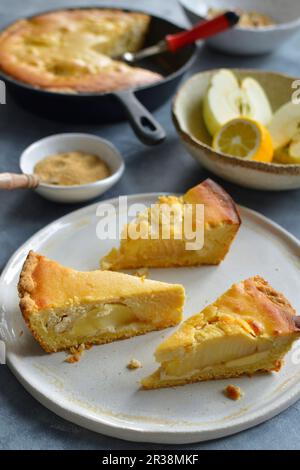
[203,70,273,137]
[269,102,300,150]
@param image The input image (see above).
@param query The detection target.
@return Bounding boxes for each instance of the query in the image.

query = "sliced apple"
[272,136,300,164]
[203,69,273,137]
[210,68,239,90]
[288,133,300,163]
[203,69,242,136]
[241,77,272,126]
[268,102,300,150]
[273,146,291,164]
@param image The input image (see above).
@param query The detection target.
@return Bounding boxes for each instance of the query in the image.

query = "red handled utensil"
[121,11,239,63]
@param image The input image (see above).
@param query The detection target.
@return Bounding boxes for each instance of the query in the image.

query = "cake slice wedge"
[18,251,185,353]
[101,179,241,270]
[142,276,300,389]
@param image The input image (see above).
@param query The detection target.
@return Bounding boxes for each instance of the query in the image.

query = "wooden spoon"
[0,173,40,190]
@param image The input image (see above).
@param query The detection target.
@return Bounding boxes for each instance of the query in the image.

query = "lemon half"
[213,118,273,163]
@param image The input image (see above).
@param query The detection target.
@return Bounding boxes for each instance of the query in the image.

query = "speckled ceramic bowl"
[179,0,300,55]
[172,69,300,191]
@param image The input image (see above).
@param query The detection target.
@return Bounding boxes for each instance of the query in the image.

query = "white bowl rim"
[19,132,125,191]
[179,0,300,32]
[172,68,300,174]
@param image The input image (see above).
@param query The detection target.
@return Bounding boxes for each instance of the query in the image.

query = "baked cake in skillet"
[0,9,162,93]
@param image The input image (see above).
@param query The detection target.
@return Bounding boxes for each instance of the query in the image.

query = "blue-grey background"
[0,0,300,450]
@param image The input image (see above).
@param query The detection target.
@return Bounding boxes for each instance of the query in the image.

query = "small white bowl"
[179,0,300,55]
[20,133,125,203]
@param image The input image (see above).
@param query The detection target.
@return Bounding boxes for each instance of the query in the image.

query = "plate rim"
[1,193,300,444]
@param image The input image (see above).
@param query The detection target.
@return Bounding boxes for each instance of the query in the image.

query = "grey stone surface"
[0,0,300,450]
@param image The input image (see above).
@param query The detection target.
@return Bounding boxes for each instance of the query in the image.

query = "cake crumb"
[19,330,24,337]
[134,268,149,280]
[65,344,85,364]
[273,360,282,372]
[127,358,142,370]
[224,384,243,401]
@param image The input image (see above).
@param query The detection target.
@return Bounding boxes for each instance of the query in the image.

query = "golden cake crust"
[0,9,162,93]
[18,250,40,321]
[142,364,283,390]
[184,178,241,227]
[243,276,298,335]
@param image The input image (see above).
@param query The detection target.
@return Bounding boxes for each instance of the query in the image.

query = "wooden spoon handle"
[0,173,39,190]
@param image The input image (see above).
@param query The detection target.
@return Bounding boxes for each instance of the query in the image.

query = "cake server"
[120,11,239,63]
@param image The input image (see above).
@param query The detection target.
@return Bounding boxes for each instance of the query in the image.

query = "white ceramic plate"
[1,194,300,444]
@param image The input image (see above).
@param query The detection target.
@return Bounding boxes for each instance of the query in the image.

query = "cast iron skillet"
[0,7,196,145]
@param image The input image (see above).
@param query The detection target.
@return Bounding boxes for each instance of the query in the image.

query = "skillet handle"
[114,90,166,146]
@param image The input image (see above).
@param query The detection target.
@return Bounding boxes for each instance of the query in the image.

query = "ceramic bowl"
[172,69,300,191]
[20,133,125,203]
[179,0,300,55]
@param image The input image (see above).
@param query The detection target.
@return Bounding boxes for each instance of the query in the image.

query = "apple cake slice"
[142,276,300,389]
[18,251,185,353]
[101,179,241,270]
